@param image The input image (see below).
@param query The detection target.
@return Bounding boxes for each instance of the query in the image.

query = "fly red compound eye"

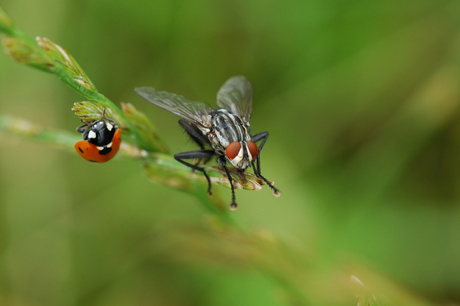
[247,141,258,159]
[226,142,241,160]
[136,75,281,210]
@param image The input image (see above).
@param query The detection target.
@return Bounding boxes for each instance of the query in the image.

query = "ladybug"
[74,117,122,163]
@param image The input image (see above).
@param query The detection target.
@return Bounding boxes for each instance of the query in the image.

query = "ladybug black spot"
[78,147,84,154]
[98,146,113,155]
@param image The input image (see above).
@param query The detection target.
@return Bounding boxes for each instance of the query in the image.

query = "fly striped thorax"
[208,110,248,150]
[208,109,253,169]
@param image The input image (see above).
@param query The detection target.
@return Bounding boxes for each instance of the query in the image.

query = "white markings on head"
[97,146,104,150]
[228,142,253,170]
[106,122,113,131]
[229,143,244,166]
[88,130,97,139]
[106,142,112,148]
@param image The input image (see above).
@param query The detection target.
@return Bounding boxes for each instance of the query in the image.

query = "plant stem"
[0,8,162,152]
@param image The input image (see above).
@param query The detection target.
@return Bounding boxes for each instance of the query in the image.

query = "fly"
[136,76,280,210]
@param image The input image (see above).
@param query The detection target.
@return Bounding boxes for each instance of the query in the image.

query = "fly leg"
[179,120,210,150]
[218,156,238,210]
[251,132,281,196]
[175,150,216,196]
[179,120,213,166]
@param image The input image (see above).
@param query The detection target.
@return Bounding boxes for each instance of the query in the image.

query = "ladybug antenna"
[101,107,117,127]
[101,107,107,118]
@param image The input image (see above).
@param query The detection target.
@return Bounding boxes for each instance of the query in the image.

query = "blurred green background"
[1,0,460,305]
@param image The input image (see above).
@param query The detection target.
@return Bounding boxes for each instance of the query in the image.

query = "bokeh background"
[1,0,460,305]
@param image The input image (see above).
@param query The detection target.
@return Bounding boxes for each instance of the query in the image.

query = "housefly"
[136,76,279,210]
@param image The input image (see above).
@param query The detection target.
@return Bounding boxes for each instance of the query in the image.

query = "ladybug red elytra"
[75,117,121,163]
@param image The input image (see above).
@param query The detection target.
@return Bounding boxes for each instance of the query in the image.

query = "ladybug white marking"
[88,130,97,139]
[96,142,112,151]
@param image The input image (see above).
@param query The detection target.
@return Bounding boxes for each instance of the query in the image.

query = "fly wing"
[216,76,253,125]
[135,87,212,128]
